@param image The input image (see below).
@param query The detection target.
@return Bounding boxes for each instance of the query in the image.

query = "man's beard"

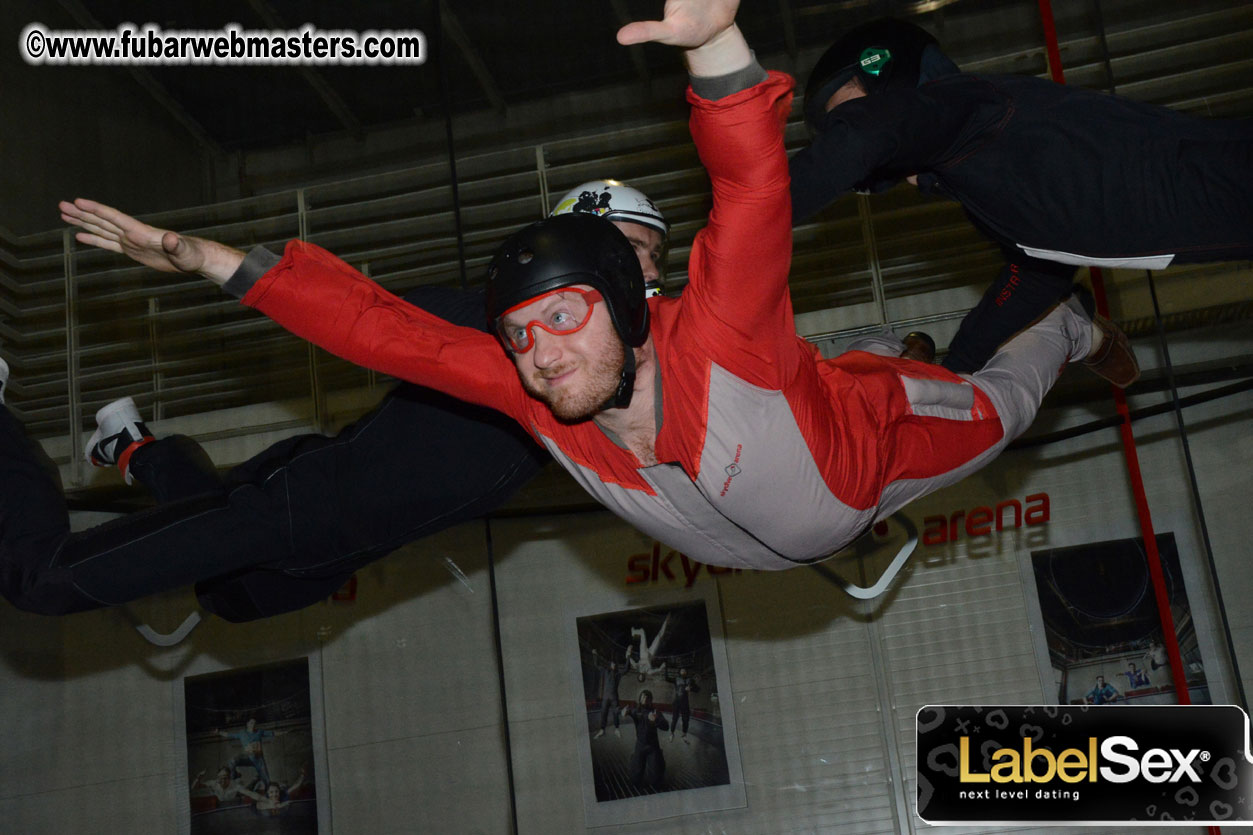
[520,338,625,421]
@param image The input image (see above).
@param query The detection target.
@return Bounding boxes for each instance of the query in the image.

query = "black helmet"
[486,213,648,347]
[803,18,942,130]
[486,213,648,408]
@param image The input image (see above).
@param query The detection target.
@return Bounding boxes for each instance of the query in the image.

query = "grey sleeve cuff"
[223,245,283,299]
[688,54,768,100]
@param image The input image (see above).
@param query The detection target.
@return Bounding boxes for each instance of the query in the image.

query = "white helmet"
[550,180,669,240]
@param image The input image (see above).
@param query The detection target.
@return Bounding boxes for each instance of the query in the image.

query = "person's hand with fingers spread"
[616,0,749,77]
[58,198,245,285]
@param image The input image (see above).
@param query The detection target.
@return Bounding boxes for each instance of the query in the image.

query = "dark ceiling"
[26,1,1252,153]
[26,0,1041,151]
[50,0,737,150]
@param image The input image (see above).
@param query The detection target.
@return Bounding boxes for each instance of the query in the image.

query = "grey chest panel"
[538,364,875,569]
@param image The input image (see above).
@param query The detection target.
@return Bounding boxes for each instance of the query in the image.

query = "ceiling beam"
[777,0,799,72]
[246,0,363,135]
[56,0,223,156]
[609,0,654,87]
[438,0,506,113]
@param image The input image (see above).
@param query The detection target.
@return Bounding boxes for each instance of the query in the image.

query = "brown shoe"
[1082,315,1140,388]
[900,331,936,363]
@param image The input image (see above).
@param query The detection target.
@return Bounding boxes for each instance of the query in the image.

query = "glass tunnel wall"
[0,0,1249,833]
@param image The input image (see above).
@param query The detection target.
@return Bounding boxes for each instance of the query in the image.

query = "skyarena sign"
[917,705,1253,824]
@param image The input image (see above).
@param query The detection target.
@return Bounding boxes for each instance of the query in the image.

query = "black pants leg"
[123,385,548,621]
[137,286,546,622]
[672,696,690,734]
[0,286,547,618]
[942,256,1078,374]
[643,748,665,787]
[0,404,303,614]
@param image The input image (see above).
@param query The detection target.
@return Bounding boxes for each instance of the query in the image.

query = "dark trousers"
[228,753,270,787]
[942,235,1253,374]
[597,695,620,730]
[0,287,547,619]
[942,255,1077,374]
[628,746,665,788]
[671,695,691,735]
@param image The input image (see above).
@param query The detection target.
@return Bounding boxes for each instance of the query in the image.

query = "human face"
[824,77,867,112]
[501,285,625,421]
[267,784,281,801]
[246,719,256,732]
[611,220,664,285]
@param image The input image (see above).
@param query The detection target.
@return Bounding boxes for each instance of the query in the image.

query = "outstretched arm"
[59,198,244,285]
[647,613,670,656]
[61,198,523,419]
[289,767,307,795]
[235,785,265,802]
[624,3,795,384]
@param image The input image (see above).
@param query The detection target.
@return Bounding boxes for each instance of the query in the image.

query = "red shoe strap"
[116,437,155,479]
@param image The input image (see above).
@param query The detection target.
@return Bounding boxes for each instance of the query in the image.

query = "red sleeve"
[241,240,527,420]
[680,71,799,387]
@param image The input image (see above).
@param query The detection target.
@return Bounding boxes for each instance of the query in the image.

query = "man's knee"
[129,435,222,501]
[0,572,98,616]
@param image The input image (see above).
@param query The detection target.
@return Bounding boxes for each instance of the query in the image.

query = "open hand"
[60,198,205,274]
[617,0,738,50]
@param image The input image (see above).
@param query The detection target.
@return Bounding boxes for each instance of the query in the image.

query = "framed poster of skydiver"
[176,656,331,835]
[568,584,746,827]
[1024,533,1213,707]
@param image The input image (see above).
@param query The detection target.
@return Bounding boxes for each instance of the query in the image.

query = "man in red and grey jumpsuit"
[210,15,1107,570]
[42,4,1119,606]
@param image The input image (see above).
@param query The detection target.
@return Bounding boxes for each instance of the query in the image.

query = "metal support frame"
[856,194,891,329]
[62,229,82,484]
[536,145,551,216]
[296,189,326,434]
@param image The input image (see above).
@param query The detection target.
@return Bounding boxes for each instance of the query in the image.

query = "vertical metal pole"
[62,229,82,483]
[1090,0,1117,95]
[435,0,471,292]
[856,194,890,327]
[1146,270,1246,711]
[298,189,326,433]
[1035,0,1196,712]
[147,297,163,421]
[361,261,377,392]
[865,602,912,834]
[536,145,551,217]
[484,518,520,835]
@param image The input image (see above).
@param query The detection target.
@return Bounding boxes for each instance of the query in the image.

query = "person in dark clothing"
[591,649,626,739]
[668,667,700,743]
[0,286,544,619]
[791,17,1253,375]
[0,182,665,620]
[622,688,669,789]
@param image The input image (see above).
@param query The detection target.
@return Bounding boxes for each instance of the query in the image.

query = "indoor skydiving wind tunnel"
[0,0,1250,832]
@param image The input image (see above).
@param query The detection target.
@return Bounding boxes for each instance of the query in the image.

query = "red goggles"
[496,287,604,353]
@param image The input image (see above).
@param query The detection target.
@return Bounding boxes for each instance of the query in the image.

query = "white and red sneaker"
[85,396,154,484]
